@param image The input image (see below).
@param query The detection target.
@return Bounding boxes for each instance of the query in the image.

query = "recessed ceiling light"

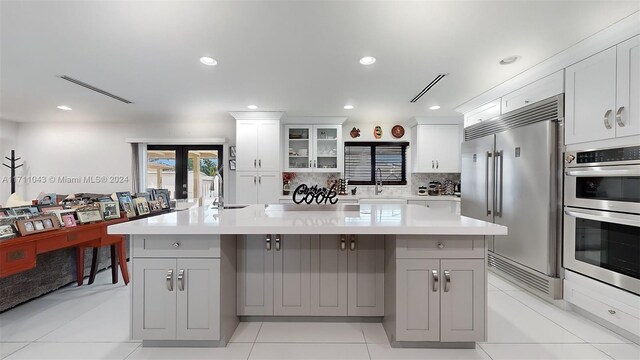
[499,56,520,65]
[57,105,72,111]
[199,56,218,66]
[359,56,376,65]
[344,105,354,110]
[247,105,258,110]
[429,105,441,110]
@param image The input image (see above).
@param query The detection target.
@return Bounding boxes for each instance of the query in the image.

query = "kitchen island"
[108,204,507,349]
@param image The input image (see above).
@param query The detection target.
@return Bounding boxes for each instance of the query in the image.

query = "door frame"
[147,145,224,199]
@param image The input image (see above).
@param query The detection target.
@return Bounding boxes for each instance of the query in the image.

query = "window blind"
[344,142,408,185]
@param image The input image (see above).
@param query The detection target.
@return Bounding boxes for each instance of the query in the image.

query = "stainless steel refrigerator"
[461,95,563,299]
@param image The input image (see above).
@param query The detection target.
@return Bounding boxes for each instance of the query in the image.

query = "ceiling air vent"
[57,75,134,104]
[410,73,447,103]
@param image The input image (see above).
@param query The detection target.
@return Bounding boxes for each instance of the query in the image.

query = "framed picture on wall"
[229,159,236,170]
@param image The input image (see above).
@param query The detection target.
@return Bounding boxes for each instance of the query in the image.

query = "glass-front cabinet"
[285,125,342,173]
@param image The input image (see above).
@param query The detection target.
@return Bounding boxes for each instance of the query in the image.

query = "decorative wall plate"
[374,126,383,139]
[391,125,405,138]
[350,127,361,138]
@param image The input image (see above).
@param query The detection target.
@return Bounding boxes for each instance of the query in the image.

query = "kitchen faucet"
[375,168,383,195]
[212,173,224,209]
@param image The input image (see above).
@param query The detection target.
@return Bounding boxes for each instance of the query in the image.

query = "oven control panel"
[569,146,640,165]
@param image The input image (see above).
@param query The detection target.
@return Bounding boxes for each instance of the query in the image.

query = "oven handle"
[564,209,640,227]
[565,166,640,177]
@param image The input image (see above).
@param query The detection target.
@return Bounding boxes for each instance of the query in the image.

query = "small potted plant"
[282,172,297,195]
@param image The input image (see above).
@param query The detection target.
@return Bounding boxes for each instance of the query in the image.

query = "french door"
[146,145,223,200]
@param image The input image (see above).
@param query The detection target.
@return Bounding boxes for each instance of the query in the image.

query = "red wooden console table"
[0,218,128,285]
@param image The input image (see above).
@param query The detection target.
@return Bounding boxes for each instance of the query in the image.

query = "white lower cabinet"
[133,258,221,341]
[237,234,384,317]
[395,258,485,342]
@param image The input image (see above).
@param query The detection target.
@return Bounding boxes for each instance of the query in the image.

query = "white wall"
[0,119,20,204]
[14,116,236,201]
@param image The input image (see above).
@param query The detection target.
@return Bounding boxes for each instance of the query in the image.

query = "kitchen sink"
[222,205,249,210]
[358,198,406,205]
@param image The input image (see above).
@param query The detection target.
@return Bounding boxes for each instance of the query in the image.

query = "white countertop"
[278,195,461,202]
[108,204,506,236]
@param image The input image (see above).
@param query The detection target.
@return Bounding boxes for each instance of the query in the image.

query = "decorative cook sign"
[292,184,339,205]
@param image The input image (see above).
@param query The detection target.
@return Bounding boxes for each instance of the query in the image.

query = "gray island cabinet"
[109,204,506,348]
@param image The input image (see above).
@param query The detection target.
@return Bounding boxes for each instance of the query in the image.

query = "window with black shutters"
[344,142,408,185]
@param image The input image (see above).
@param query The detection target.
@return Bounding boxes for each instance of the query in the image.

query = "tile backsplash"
[282,172,460,196]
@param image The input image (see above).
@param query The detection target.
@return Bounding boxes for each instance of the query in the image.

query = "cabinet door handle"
[166,269,174,291]
[254,159,257,168]
[259,159,262,168]
[313,160,317,168]
[608,309,617,315]
[615,106,625,127]
[436,160,439,169]
[432,160,434,169]
[172,242,180,248]
[254,176,257,184]
[178,269,185,291]
[340,235,347,251]
[309,160,312,168]
[444,270,451,292]
[259,176,262,184]
[266,234,272,251]
[275,234,281,251]
[349,235,357,251]
[603,109,613,129]
[486,151,492,216]
[432,270,439,292]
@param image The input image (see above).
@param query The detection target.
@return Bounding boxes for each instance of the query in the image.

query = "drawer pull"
[437,242,444,249]
[172,242,180,248]
[340,235,347,251]
[608,309,617,315]
[266,234,272,251]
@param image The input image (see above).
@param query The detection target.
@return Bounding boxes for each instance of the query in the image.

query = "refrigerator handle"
[494,150,504,217]
[486,151,492,216]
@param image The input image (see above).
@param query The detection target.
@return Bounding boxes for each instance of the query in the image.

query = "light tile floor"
[0,270,638,360]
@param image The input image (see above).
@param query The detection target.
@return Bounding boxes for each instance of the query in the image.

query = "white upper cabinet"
[285,125,343,173]
[463,100,500,128]
[501,71,564,114]
[236,120,281,172]
[411,124,461,173]
[616,35,640,138]
[566,47,618,144]
[566,35,640,145]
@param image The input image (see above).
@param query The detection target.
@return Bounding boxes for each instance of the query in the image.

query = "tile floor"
[0,270,638,360]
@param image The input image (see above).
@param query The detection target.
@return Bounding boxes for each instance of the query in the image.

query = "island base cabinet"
[274,235,311,316]
[237,235,274,316]
[133,258,221,341]
[237,234,384,317]
[348,235,385,316]
[395,258,485,343]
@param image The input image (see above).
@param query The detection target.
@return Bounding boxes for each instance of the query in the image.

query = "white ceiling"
[1,1,639,124]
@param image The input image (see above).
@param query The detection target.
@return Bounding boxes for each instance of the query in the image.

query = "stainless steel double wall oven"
[564,145,640,295]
